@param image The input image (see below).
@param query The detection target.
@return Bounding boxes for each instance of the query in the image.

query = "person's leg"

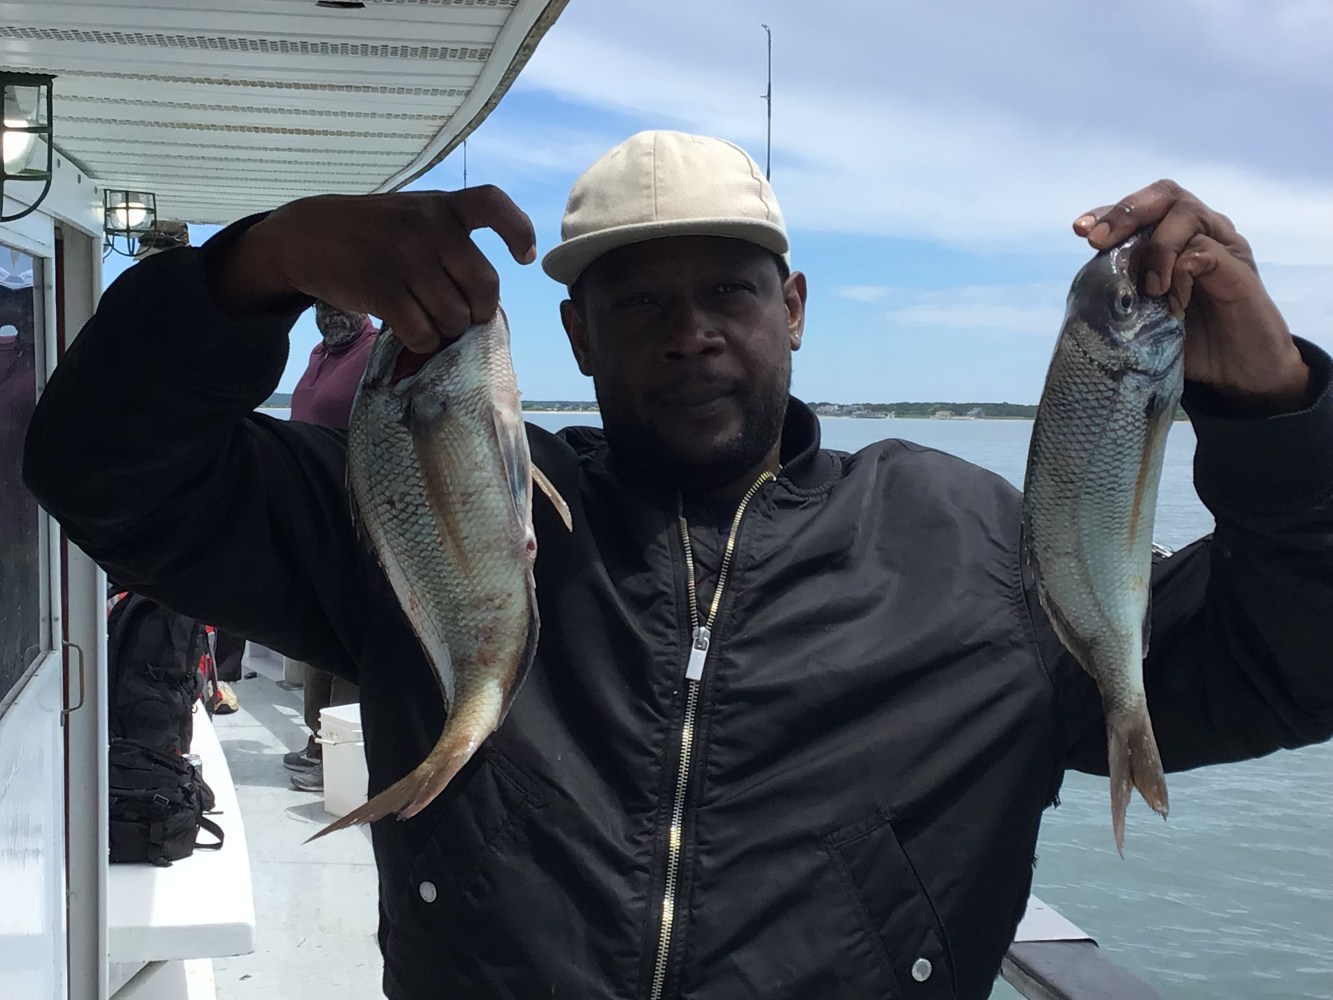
[328,677,359,711]
[303,663,333,741]
[213,630,246,682]
[288,665,347,786]
[282,660,326,770]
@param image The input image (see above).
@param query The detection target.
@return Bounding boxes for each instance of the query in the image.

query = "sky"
[104,0,1333,405]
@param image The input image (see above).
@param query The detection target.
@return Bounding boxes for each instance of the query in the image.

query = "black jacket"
[24,241,1333,1000]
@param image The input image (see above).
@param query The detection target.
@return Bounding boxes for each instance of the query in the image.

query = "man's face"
[314,301,369,349]
[561,236,806,492]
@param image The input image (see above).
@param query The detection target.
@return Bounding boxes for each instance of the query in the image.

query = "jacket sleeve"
[1053,338,1333,774]
[23,221,364,681]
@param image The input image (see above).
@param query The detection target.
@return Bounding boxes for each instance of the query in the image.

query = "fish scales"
[311,308,557,842]
[1023,228,1184,854]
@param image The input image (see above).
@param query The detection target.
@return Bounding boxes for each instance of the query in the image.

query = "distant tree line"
[259,394,1185,420]
[807,401,1038,418]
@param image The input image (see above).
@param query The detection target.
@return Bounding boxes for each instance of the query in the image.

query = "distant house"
[932,409,954,419]
[965,407,984,419]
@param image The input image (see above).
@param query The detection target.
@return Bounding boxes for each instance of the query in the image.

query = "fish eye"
[1111,285,1137,319]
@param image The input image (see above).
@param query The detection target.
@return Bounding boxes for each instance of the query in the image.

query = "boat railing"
[1002,895,1163,1000]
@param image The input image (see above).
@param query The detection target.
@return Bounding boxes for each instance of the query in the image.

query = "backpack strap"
[196,815,225,851]
[145,791,176,867]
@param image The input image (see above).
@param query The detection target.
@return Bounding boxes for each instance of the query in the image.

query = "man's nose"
[661,300,723,359]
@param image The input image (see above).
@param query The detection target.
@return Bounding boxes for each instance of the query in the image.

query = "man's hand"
[210,187,536,354]
[1073,180,1309,413]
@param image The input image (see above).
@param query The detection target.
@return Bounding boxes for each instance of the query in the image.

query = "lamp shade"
[0,73,55,223]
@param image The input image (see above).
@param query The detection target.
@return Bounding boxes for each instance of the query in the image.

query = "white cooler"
[318,703,368,818]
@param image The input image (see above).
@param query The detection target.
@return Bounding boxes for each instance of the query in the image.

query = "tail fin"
[1107,703,1170,856]
[305,735,479,843]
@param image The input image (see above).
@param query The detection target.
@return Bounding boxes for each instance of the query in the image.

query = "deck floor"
[211,645,384,999]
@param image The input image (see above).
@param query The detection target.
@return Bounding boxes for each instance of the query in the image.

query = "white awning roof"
[0,0,568,223]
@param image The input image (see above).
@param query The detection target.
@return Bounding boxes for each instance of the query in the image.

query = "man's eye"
[714,282,748,295]
[613,293,654,310]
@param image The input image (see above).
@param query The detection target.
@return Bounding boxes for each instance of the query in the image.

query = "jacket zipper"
[648,470,776,1000]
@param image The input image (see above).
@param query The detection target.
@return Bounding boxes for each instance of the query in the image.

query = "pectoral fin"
[491,407,531,530]
[532,464,573,532]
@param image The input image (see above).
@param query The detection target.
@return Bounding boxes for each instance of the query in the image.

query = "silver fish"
[1022,228,1185,855]
[311,307,570,841]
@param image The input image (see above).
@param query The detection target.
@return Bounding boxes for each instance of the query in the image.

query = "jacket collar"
[568,395,839,507]
[777,397,839,492]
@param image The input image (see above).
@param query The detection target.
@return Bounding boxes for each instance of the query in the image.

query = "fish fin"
[497,585,541,728]
[1128,390,1176,548]
[491,407,531,528]
[1106,703,1169,857]
[345,461,370,546]
[306,732,481,843]
[1142,388,1174,421]
[532,464,573,532]
[1031,564,1100,680]
[407,397,478,577]
[1141,593,1152,662]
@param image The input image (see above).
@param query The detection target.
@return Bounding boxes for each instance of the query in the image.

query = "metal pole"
[761,24,772,180]
[463,138,468,188]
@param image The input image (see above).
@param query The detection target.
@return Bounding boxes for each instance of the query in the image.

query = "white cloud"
[506,0,1333,267]
[841,270,1330,357]
[834,285,892,303]
[875,283,1069,338]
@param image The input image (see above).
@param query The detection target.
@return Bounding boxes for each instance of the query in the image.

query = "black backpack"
[107,739,224,867]
[107,590,210,754]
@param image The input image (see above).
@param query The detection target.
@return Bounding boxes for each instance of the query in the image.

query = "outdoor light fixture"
[102,189,159,256]
[0,72,55,224]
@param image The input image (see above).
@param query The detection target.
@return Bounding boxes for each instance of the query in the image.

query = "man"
[282,300,376,790]
[24,131,1333,1000]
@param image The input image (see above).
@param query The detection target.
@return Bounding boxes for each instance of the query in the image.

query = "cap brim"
[541,218,790,285]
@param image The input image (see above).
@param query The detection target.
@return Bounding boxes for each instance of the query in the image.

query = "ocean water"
[523,412,1333,1000]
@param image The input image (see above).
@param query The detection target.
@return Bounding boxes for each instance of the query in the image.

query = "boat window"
[0,244,47,708]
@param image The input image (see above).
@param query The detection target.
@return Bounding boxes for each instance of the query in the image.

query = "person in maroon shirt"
[283,300,377,789]
[289,300,379,429]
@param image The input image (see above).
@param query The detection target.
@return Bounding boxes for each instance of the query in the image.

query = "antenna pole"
[761,23,772,180]
[463,138,468,188]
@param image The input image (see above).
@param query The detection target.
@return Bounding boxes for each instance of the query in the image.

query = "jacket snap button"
[419,881,437,903]
[911,957,933,982]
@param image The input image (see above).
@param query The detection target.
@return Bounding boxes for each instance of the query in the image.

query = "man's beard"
[597,362,791,492]
[321,316,364,349]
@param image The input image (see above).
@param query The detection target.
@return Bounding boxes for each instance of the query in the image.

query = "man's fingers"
[434,240,501,327]
[1074,181,1257,297]
[1073,179,1196,251]
[382,294,443,356]
[1073,181,1180,247]
[407,267,476,344]
[1172,232,1258,306]
[446,185,537,265]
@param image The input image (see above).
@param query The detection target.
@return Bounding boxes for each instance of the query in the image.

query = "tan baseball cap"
[541,130,789,286]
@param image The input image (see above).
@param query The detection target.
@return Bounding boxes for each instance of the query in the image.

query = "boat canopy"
[0,0,568,223]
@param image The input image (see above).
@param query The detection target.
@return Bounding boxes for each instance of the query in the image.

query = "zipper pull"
[685,626,711,681]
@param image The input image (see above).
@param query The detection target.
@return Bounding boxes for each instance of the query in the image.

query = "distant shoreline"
[258,395,1039,419]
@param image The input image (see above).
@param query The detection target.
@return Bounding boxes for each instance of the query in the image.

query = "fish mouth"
[1106,225,1154,282]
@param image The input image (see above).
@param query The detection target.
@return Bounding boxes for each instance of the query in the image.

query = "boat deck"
[209,645,382,1000]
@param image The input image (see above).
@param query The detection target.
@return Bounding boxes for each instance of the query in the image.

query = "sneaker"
[290,764,323,792]
[283,742,321,771]
[211,680,239,715]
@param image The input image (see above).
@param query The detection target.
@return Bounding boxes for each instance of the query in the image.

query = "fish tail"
[305,734,480,843]
[1106,703,1170,856]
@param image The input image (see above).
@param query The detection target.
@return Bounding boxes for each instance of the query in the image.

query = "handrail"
[1001,896,1164,1000]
